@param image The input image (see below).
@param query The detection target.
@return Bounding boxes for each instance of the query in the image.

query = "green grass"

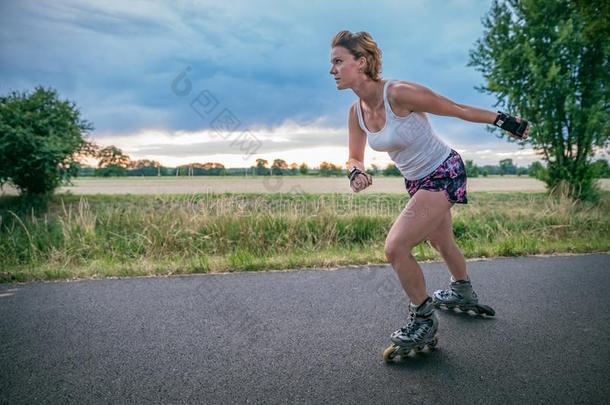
[1,191,609,283]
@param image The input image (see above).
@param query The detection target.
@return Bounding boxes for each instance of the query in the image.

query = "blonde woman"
[330,30,529,361]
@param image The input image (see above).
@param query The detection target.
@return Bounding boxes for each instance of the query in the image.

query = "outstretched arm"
[391,81,529,140]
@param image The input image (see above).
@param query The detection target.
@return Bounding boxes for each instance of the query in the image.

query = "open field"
[1,191,608,283]
[1,176,610,195]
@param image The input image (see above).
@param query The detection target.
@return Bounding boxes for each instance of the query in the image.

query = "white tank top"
[355,79,452,180]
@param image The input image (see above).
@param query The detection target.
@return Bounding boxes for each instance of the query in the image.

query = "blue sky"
[1,0,545,168]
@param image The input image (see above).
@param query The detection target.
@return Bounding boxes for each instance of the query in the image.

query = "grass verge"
[1,191,608,283]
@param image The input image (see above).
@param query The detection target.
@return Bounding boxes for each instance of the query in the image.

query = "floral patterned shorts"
[404,149,468,204]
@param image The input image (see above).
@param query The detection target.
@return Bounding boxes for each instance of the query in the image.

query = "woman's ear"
[356,56,366,71]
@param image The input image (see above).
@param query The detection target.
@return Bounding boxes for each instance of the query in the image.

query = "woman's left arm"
[392,81,529,139]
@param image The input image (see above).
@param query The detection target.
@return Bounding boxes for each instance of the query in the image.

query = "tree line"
[82,144,610,179]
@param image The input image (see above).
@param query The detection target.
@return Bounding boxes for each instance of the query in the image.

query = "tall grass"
[1,191,608,282]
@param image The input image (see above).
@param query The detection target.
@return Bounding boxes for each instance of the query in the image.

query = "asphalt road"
[1,253,609,404]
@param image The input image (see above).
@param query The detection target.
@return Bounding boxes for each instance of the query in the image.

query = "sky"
[0,0,555,169]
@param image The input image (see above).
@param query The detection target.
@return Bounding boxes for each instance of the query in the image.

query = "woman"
[329,30,529,360]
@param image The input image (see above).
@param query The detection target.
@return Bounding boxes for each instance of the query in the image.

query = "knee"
[384,243,397,262]
[384,239,416,262]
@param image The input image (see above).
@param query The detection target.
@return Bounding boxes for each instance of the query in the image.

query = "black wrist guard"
[493,111,529,139]
[348,166,365,182]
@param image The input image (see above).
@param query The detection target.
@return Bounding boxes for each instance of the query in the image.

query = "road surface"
[1,254,609,404]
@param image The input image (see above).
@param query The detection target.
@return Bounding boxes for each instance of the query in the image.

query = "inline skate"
[383,296,439,363]
[432,276,495,316]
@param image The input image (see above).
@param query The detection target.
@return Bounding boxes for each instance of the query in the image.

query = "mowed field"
[2,176,609,195]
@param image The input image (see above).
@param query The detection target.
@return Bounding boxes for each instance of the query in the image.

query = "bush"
[0,87,94,198]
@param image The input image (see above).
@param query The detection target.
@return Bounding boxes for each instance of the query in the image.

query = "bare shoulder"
[387,80,430,99]
[349,100,358,114]
[386,80,424,115]
[348,100,358,122]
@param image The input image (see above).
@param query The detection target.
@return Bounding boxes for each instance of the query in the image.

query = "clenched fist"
[348,167,373,192]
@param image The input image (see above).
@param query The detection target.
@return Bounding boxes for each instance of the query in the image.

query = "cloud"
[1,0,498,130]
[93,119,344,156]
[89,113,543,168]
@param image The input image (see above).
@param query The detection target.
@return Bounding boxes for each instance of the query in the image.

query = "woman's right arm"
[347,102,367,172]
[347,102,372,192]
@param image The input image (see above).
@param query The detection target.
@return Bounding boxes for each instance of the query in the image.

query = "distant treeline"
[83,146,610,179]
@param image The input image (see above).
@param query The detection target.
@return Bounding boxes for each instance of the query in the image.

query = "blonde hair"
[331,30,382,81]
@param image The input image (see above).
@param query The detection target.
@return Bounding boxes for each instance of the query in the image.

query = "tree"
[0,87,94,196]
[319,161,332,177]
[516,167,529,176]
[271,159,288,175]
[289,162,299,175]
[130,159,162,176]
[468,0,610,200]
[591,159,610,178]
[464,160,480,177]
[299,163,309,175]
[482,165,500,175]
[200,162,225,176]
[255,158,270,176]
[499,158,517,175]
[95,146,131,177]
[528,161,547,179]
[319,161,342,176]
[382,163,401,176]
[176,163,194,176]
[172,162,224,176]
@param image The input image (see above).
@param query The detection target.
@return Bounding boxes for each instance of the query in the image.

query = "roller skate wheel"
[476,304,495,316]
[383,345,399,362]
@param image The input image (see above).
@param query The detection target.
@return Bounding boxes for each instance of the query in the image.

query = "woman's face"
[329,46,363,89]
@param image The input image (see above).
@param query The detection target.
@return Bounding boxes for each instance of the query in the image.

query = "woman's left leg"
[427,210,469,282]
[384,189,453,305]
